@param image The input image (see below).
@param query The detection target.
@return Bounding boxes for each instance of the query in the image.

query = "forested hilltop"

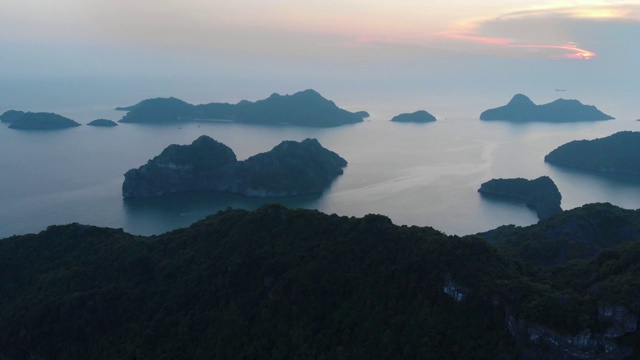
[545,131,640,176]
[480,94,614,122]
[122,136,347,198]
[1,205,639,359]
[475,203,640,267]
[116,89,365,127]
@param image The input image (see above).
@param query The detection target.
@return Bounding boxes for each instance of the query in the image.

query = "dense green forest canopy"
[475,203,640,267]
[545,131,640,176]
[1,205,639,359]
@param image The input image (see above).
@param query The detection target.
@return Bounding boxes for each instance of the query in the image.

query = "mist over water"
[1,81,639,238]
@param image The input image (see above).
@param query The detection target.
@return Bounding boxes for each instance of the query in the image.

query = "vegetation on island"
[478,176,562,220]
[545,131,640,176]
[480,94,614,122]
[87,119,118,127]
[0,205,639,359]
[474,202,640,267]
[123,136,347,198]
[390,110,436,123]
[0,110,26,123]
[117,89,365,127]
[353,110,370,118]
[2,111,81,129]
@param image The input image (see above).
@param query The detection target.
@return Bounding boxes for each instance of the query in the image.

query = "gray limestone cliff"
[506,305,636,360]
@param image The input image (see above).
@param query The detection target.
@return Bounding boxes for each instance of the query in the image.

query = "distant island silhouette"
[545,131,640,176]
[0,110,26,123]
[480,94,613,122]
[1,111,81,130]
[478,176,562,220]
[390,110,436,123]
[117,89,365,127]
[87,119,118,127]
[123,136,347,198]
[354,111,370,118]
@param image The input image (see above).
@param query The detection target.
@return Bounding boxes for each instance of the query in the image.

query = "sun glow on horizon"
[428,4,640,60]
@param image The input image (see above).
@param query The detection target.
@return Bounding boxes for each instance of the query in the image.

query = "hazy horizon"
[2,1,639,121]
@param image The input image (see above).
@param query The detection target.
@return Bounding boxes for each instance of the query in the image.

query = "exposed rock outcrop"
[507,314,634,360]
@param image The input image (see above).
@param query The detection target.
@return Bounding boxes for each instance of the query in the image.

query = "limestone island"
[390,110,436,123]
[123,136,347,198]
[478,176,562,220]
[87,119,118,127]
[480,94,614,122]
[117,89,365,127]
[2,111,81,130]
[545,131,640,176]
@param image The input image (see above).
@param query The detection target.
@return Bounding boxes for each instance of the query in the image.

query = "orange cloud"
[514,44,596,60]
[436,30,596,60]
[428,4,640,60]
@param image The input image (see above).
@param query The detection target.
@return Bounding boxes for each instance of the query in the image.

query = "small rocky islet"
[390,110,436,123]
[87,119,118,127]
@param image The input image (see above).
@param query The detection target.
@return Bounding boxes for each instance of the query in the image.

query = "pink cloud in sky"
[436,32,597,60]
[515,44,596,60]
[429,4,640,61]
[438,31,596,60]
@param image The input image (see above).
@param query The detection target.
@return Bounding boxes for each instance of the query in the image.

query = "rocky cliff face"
[441,274,638,359]
[122,136,237,198]
[506,307,636,360]
[123,136,347,198]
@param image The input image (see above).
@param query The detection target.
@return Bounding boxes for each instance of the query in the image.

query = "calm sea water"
[1,88,639,238]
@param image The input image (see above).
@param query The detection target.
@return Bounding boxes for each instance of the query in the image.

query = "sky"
[1,0,639,116]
